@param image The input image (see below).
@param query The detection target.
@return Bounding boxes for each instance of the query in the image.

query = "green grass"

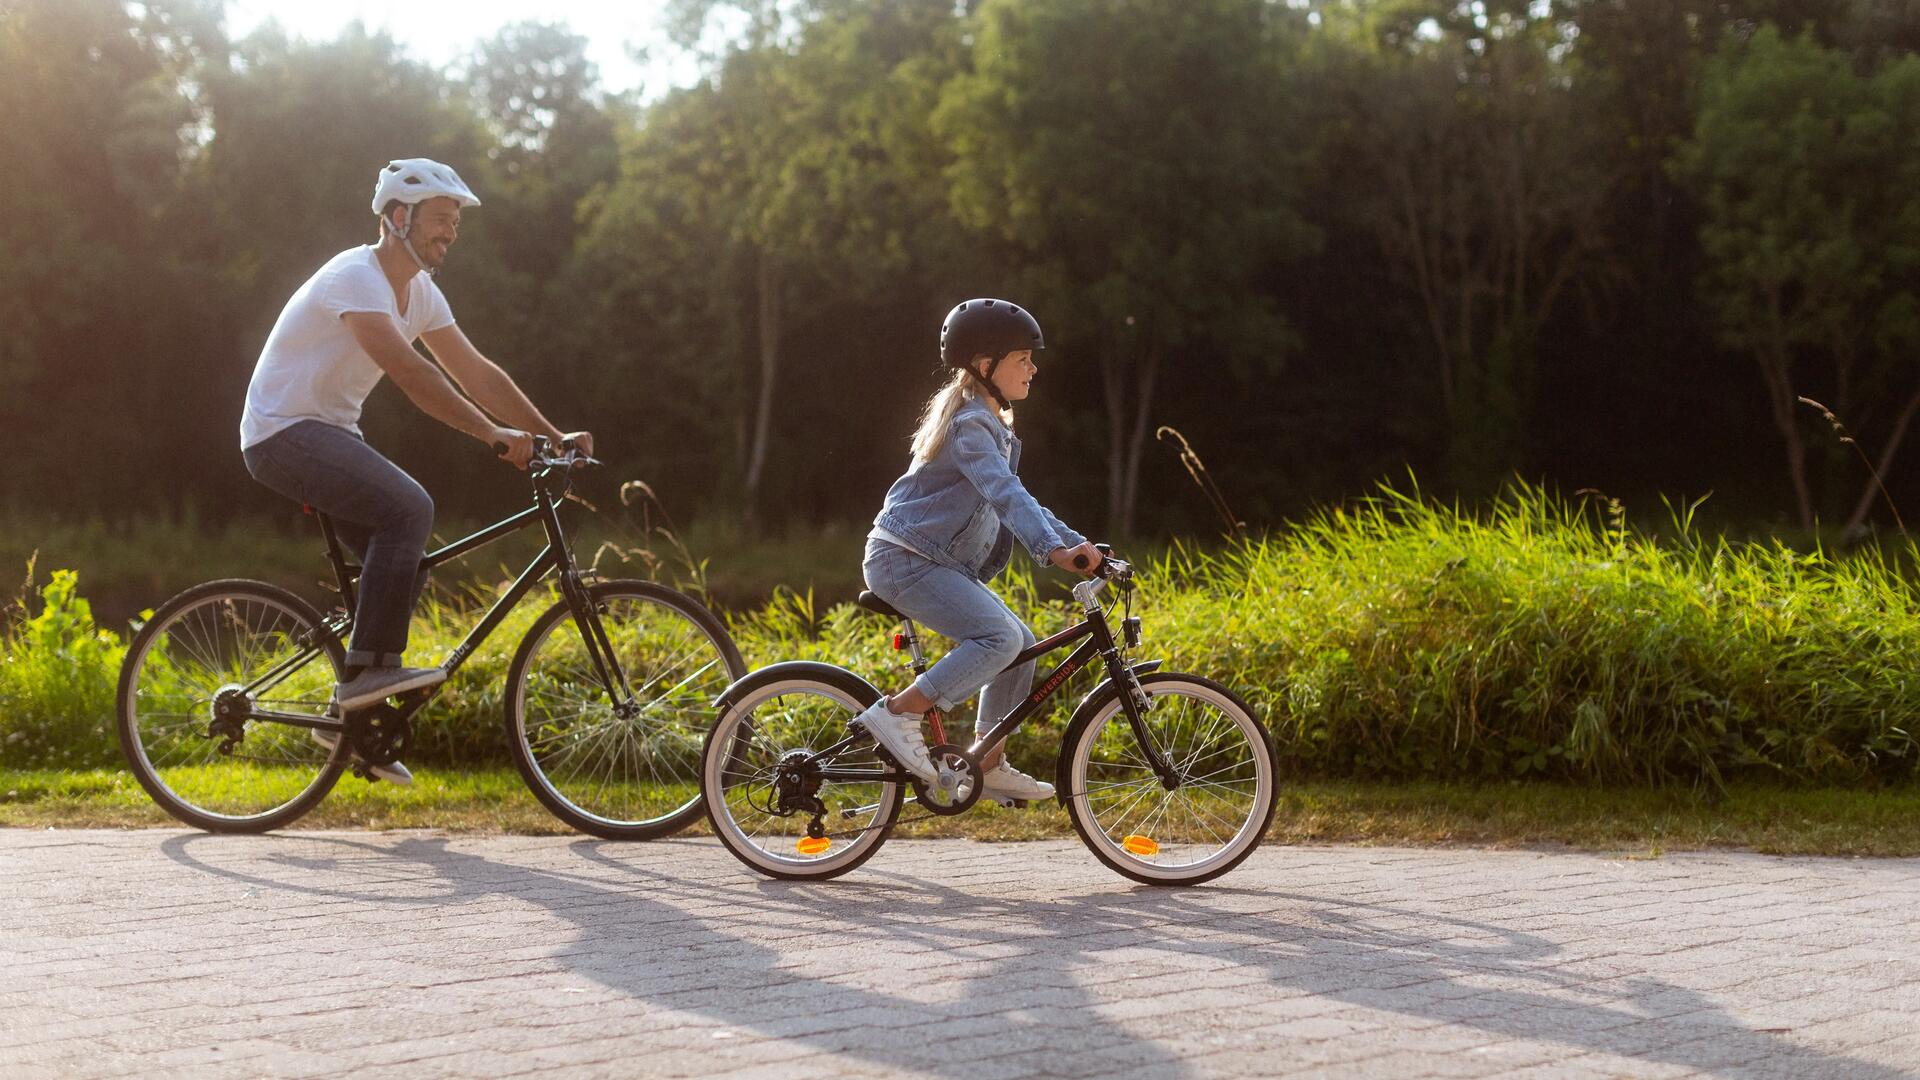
[5,768,1915,855]
[7,478,1920,791]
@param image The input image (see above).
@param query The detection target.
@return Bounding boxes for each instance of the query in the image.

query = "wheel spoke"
[121,586,340,827]
[1070,680,1272,881]
[510,589,742,833]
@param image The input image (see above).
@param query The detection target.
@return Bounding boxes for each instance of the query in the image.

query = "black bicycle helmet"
[939,298,1045,408]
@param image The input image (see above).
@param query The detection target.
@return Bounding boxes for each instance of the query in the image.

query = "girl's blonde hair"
[909,366,1013,462]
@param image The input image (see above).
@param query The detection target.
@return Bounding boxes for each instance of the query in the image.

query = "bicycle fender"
[1050,661,1164,804]
[711,661,883,712]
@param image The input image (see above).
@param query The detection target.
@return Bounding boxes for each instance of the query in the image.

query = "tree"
[0,0,224,509]
[1672,25,1920,532]
[1313,0,1626,494]
[937,0,1316,535]
[575,0,970,522]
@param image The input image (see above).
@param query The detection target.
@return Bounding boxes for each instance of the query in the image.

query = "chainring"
[912,742,982,816]
[349,703,413,766]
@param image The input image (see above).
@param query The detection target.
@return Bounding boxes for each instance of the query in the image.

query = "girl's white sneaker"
[981,762,1054,801]
[853,699,938,783]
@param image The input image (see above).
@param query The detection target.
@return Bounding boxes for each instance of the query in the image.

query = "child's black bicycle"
[699,550,1276,885]
[115,438,744,838]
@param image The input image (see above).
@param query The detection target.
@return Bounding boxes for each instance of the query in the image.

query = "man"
[239,158,592,784]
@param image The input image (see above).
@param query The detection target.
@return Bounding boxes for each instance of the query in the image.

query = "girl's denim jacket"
[872,397,1086,582]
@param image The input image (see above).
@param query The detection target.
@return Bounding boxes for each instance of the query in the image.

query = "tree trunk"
[1842,383,1920,537]
[743,251,779,516]
[1102,338,1128,539]
[1117,346,1162,538]
[1756,343,1814,531]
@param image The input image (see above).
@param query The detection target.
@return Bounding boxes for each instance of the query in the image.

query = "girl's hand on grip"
[1050,542,1104,577]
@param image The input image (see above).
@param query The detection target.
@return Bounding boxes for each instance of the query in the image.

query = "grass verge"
[5,769,1915,856]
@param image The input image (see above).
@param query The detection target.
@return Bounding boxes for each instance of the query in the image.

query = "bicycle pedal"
[987,797,1029,810]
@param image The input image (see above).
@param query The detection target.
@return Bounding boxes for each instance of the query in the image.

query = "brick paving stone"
[2,830,1917,1078]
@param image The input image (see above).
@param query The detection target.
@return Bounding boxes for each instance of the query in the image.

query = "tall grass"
[1159,482,1920,785]
[5,479,1917,786]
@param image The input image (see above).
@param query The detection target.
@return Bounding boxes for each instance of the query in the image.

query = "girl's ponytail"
[909,368,1011,463]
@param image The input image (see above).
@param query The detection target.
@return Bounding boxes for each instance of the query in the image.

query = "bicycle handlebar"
[492,435,601,472]
[1072,543,1130,582]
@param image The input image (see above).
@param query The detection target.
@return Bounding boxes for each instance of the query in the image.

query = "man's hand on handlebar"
[491,427,535,470]
[557,430,594,457]
[1050,541,1105,578]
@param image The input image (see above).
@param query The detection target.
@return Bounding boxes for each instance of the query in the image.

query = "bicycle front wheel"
[1061,673,1276,885]
[505,580,746,839]
[116,579,347,832]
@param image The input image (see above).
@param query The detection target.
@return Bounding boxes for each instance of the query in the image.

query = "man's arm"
[343,314,532,467]
[419,324,575,448]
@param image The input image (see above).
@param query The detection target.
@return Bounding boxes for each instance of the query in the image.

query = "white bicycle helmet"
[371,158,480,275]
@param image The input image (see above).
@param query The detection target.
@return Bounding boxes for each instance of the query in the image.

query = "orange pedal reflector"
[796,836,831,855]
[1122,834,1159,856]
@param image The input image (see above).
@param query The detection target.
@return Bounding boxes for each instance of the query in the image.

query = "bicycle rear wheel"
[702,665,902,880]
[116,580,347,832]
[1061,673,1275,885]
[505,580,745,839]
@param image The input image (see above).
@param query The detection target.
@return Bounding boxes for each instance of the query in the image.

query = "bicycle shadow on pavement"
[569,839,1905,1080]
[777,864,1906,1079]
[159,832,1190,1078]
[158,833,1903,1078]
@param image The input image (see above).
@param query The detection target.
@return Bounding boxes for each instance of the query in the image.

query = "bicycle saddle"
[856,591,904,619]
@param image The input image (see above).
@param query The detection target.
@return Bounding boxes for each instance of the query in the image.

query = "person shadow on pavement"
[161,833,1905,1078]
[160,832,1187,1077]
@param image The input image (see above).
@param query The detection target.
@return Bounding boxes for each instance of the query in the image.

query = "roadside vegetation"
[4,482,1915,854]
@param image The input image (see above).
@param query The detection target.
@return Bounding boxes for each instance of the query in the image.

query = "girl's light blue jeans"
[863,539,1036,738]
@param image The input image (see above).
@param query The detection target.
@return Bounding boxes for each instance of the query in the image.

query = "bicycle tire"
[505,579,746,840]
[702,664,903,880]
[116,579,348,832]
[1059,672,1276,885]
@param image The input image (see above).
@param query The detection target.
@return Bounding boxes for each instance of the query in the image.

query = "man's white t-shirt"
[239,245,455,449]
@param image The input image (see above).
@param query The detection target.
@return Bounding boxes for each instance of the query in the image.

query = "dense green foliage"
[7,482,1915,786]
[6,0,1920,539]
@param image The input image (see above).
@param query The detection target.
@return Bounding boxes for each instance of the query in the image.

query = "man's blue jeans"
[243,420,433,669]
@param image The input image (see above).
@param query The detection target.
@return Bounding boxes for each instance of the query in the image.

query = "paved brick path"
[2,831,1916,1078]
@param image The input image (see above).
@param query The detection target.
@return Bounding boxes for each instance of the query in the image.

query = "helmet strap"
[383,203,436,277]
[969,353,1011,410]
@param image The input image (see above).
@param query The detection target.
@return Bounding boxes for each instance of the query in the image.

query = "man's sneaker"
[852,698,938,784]
[981,762,1054,802]
[312,706,416,786]
[334,665,446,711]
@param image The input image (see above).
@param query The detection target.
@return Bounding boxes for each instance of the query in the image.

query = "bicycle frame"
[805,584,1176,788]
[236,458,633,736]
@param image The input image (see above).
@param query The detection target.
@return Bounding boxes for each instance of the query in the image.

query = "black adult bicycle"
[116,438,745,838]
[700,549,1276,885]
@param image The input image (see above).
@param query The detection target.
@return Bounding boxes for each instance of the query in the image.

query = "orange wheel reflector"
[1122,834,1159,856]
[796,836,831,856]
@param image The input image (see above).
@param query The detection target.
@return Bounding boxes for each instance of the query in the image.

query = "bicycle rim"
[704,678,899,879]
[118,584,344,830]
[1066,676,1274,884]
[510,585,744,836]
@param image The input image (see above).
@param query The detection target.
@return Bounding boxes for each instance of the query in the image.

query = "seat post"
[897,618,928,676]
[311,510,359,614]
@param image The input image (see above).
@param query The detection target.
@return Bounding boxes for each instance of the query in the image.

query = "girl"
[854,298,1103,800]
